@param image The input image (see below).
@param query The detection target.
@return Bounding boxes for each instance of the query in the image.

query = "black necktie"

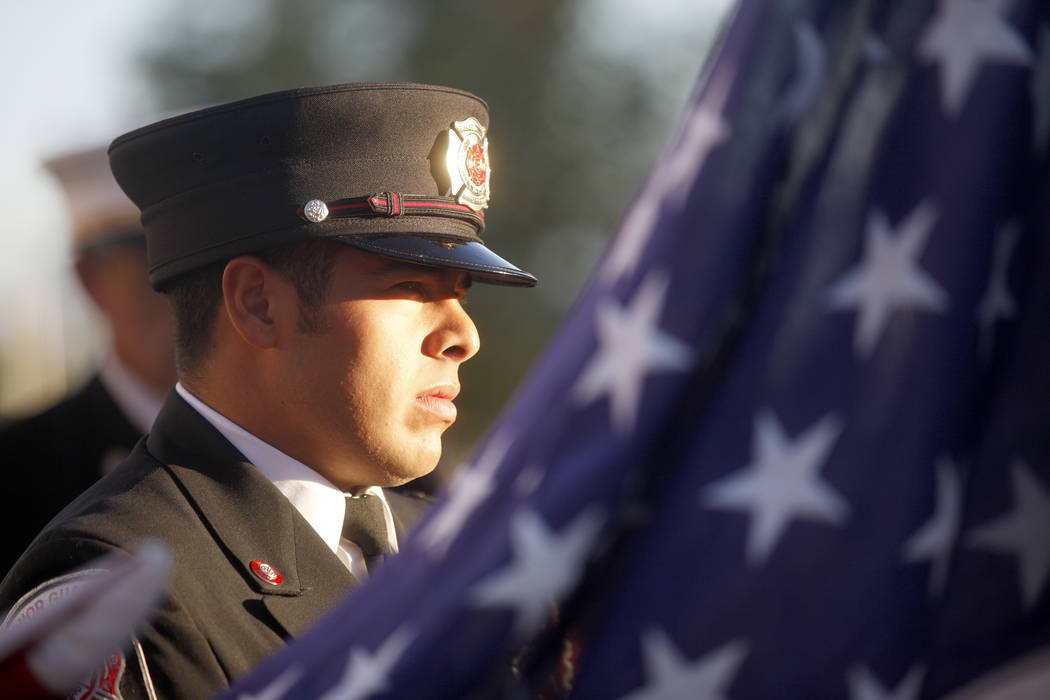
[342,493,393,572]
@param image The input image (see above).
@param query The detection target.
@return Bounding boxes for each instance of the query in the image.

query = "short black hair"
[164,239,343,378]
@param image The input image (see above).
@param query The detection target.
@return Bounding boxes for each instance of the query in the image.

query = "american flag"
[220,0,1050,698]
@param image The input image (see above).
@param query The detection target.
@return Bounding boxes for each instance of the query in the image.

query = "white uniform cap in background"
[43,145,142,253]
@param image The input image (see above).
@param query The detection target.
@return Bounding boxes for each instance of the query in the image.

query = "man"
[0,83,535,699]
[0,146,176,577]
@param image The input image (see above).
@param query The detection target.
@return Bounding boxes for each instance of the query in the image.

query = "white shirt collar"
[174,382,397,576]
[97,353,166,434]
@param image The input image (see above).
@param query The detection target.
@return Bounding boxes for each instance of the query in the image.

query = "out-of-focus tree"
[138,0,733,480]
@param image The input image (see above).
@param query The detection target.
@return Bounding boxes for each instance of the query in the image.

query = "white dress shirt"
[98,352,166,434]
[175,382,396,579]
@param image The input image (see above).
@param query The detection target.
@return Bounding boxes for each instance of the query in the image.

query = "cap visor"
[335,234,537,287]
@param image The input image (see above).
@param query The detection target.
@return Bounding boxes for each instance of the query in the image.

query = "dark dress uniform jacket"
[0,375,141,577]
[0,390,429,699]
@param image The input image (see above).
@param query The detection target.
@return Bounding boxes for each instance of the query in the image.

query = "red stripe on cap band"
[300,193,484,231]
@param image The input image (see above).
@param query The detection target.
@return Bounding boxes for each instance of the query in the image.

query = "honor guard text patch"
[2,571,127,700]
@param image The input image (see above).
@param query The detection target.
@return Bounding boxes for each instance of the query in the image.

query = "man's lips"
[416,385,460,422]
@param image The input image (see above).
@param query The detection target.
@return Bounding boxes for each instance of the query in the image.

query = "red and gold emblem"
[466,144,487,187]
[445,117,491,212]
[251,559,283,585]
[70,651,125,700]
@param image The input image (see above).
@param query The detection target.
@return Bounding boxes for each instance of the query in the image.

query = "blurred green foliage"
[140,0,732,483]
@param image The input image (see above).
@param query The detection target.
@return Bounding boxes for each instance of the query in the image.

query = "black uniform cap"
[108,82,536,290]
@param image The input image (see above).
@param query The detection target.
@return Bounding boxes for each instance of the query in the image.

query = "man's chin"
[378,449,441,487]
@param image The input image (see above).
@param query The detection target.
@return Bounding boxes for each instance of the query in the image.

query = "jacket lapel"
[146,390,355,638]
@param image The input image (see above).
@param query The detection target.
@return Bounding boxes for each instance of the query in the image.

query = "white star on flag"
[601,70,732,282]
[317,627,415,700]
[775,21,827,124]
[902,457,962,596]
[237,668,302,700]
[603,195,661,285]
[1033,22,1050,153]
[573,269,695,433]
[864,33,892,64]
[969,459,1050,609]
[621,629,748,700]
[847,665,925,700]
[513,464,546,496]
[418,434,511,558]
[661,92,733,210]
[702,410,849,565]
[977,223,1019,360]
[471,507,604,639]
[826,200,948,359]
[916,0,1033,116]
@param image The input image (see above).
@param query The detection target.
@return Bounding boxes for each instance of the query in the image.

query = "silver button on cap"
[302,199,329,223]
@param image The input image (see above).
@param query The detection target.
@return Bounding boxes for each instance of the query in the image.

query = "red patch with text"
[2,572,126,700]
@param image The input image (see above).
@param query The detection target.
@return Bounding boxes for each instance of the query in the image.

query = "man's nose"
[423,299,480,362]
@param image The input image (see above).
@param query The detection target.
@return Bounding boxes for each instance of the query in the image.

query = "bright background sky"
[0,0,734,416]
[0,1,174,412]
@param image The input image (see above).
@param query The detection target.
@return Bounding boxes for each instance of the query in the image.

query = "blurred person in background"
[0,145,176,578]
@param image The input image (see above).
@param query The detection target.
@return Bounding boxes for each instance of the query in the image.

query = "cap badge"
[250,560,283,585]
[446,117,490,212]
[302,198,330,223]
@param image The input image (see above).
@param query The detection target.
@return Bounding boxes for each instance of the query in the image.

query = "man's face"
[281,246,479,491]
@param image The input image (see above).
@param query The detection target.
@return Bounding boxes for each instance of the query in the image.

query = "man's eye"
[395,281,426,294]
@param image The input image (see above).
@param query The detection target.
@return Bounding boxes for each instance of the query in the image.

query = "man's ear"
[221,256,299,349]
